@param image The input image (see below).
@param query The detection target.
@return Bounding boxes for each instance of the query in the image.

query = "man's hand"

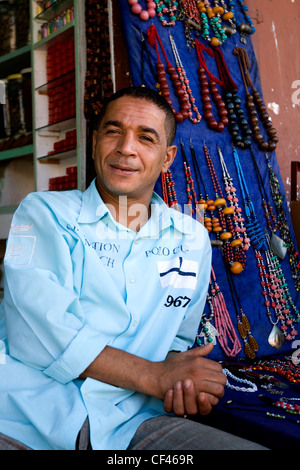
[161,344,226,416]
[80,343,226,417]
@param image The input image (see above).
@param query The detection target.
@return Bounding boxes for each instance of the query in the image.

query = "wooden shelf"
[33,21,74,50]
[35,0,73,21]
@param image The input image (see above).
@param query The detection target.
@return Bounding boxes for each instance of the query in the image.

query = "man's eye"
[140,135,154,142]
[106,128,120,134]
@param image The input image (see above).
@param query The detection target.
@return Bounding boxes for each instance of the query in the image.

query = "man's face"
[92,96,177,205]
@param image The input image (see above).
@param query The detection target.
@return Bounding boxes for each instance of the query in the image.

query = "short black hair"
[95,86,177,146]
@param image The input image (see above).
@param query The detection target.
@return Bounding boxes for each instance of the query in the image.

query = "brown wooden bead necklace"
[234,46,278,152]
[147,24,192,123]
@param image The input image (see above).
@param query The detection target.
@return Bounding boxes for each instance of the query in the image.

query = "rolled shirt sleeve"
[3,194,113,384]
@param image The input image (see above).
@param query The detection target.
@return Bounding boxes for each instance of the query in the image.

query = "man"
[0,87,265,450]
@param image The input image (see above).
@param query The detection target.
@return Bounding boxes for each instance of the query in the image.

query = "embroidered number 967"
[164,295,191,308]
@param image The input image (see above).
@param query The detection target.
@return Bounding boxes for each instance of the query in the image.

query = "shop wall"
[248,0,300,201]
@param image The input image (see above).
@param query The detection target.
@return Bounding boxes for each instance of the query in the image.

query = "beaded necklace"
[189,140,223,235]
[196,267,243,357]
[147,24,190,123]
[223,368,258,392]
[234,46,278,153]
[180,139,199,216]
[194,40,228,132]
[217,145,249,252]
[178,0,202,50]
[128,0,156,20]
[161,169,180,210]
[225,262,259,359]
[155,0,178,26]
[169,32,202,124]
[249,358,300,384]
[197,0,228,47]
[264,151,300,291]
[211,0,236,37]
[204,144,245,274]
[224,90,253,149]
[234,0,255,44]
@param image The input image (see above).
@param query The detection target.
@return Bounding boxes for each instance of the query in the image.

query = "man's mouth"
[110,164,138,174]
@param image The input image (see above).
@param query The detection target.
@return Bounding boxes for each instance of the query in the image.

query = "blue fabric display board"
[119,0,300,448]
[119,0,300,362]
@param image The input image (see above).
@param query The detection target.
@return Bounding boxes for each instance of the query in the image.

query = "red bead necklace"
[161,169,180,210]
[169,32,202,124]
[147,25,190,123]
[195,40,228,132]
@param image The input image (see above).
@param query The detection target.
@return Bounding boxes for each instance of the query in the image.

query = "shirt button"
[129,277,135,284]
[132,320,137,327]
[134,239,139,245]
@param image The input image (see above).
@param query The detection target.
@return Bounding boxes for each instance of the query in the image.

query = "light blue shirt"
[0,179,211,450]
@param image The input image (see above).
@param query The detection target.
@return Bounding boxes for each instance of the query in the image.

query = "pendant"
[270,232,287,260]
[197,322,219,346]
[268,325,285,350]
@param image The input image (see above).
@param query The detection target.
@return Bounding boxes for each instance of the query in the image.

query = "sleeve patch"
[5,236,36,266]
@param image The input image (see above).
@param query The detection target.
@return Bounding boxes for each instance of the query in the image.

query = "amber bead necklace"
[197,1,229,47]
[234,46,278,152]
[194,40,228,132]
[217,145,250,252]
[147,24,191,123]
[204,144,245,274]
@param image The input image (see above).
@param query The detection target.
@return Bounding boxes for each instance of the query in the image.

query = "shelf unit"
[32,0,87,192]
[0,18,34,239]
[0,0,86,235]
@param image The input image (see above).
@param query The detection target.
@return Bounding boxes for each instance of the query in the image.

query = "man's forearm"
[79,346,165,399]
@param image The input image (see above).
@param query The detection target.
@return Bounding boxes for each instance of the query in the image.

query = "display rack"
[32,0,86,192]
[0,8,34,240]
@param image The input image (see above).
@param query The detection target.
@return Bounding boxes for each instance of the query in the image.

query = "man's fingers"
[183,379,198,415]
[163,388,174,413]
[172,381,185,416]
[197,392,213,416]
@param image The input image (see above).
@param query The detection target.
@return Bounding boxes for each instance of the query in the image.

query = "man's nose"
[116,131,136,156]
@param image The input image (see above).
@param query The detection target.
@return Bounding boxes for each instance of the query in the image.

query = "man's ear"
[161,145,177,173]
[92,130,98,160]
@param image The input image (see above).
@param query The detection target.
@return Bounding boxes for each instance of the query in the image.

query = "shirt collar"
[77,179,194,236]
[77,179,108,224]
